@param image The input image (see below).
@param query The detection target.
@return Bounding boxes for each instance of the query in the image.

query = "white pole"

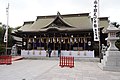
[5,3,9,55]
[98,0,101,62]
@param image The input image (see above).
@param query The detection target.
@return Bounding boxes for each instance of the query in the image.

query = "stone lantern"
[98,23,120,72]
[106,24,119,51]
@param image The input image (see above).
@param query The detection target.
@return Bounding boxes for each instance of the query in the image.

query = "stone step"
[23,56,99,62]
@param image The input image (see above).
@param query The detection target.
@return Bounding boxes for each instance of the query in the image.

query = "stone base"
[98,51,120,72]
[98,63,120,72]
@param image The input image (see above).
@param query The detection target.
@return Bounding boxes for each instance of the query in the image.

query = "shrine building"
[12,12,109,57]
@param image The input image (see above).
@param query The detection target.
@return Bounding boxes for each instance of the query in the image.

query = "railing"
[0,56,12,65]
[59,56,74,68]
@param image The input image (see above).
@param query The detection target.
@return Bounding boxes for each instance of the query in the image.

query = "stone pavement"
[0,59,120,80]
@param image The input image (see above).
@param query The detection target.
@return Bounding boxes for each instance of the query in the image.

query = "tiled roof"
[18,21,34,31]
[18,13,109,32]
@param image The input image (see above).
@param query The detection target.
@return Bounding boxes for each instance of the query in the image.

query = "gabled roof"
[18,21,34,31]
[18,12,109,32]
[63,14,92,30]
[43,12,74,28]
[13,36,22,42]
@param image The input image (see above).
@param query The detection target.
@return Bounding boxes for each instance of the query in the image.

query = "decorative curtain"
[81,38,83,43]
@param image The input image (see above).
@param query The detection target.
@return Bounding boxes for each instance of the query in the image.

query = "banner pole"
[6,3,9,55]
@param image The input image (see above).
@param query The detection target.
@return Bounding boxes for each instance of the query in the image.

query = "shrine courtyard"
[0,58,120,80]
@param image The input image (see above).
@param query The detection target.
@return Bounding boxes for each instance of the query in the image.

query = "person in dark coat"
[48,47,52,57]
[58,48,61,57]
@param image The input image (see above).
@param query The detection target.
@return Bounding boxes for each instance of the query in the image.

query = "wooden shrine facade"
[12,12,109,56]
[22,30,93,51]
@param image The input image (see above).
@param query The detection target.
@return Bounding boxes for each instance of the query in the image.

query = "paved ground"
[0,59,120,80]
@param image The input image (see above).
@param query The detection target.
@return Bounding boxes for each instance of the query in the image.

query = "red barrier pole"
[66,57,68,67]
[8,56,12,65]
[3,56,6,64]
[73,57,74,67]
[69,57,71,68]
[69,57,74,68]
[7,56,9,65]
[61,56,64,67]
[64,56,65,67]
[65,57,66,67]
[66,57,69,67]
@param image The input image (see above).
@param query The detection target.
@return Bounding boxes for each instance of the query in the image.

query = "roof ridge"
[36,13,90,20]
[42,13,74,28]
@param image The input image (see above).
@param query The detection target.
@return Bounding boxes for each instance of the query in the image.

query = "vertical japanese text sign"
[93,0,99,41]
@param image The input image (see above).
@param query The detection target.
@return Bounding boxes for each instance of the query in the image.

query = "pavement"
[0,59,120,80]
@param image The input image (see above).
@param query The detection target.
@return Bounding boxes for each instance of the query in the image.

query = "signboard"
[93,0,99,41]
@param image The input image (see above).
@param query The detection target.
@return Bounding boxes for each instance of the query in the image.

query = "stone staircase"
[23,56,99,62]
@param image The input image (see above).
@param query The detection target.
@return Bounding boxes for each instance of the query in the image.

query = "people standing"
[58,47,61,57]
[48,47,52,57]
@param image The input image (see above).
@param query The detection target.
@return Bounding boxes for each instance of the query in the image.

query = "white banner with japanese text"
[93,0,99,41]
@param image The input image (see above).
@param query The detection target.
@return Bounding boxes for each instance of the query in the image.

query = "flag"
[4,29,8,43]
[4,3,9,43]
[93,0,99,41]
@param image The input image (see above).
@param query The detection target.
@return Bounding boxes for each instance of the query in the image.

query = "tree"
[111,22,120,28]
[0,25,14,54]
[115,39,120,51]
[0,26,5,53]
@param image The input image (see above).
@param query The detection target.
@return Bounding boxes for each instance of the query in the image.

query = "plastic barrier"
[0,56,12,65]
[59,56,74,68]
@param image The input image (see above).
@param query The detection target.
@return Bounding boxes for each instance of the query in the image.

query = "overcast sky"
[0,0,120,28]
